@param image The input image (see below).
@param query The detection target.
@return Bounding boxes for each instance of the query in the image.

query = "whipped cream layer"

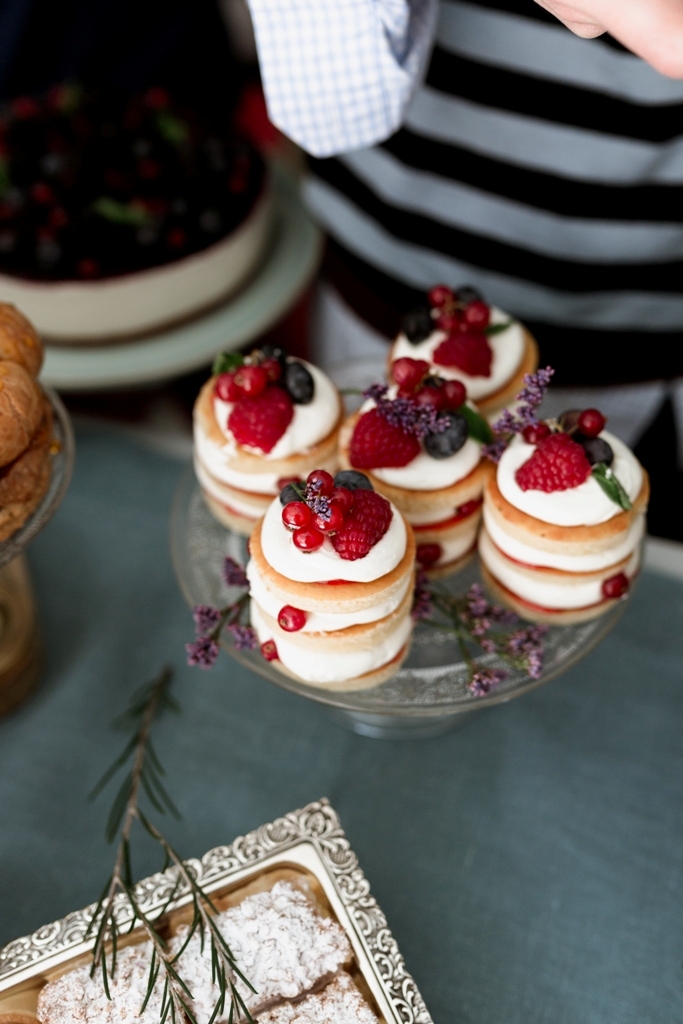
[195,432,280,494]
[479,529,641,610]
[250,599,411,684]
[391,307,524,400]
[246,558,411,630]
[498,431,642,527]
[259,495,407,584]
[214,361,339,460]
[484,504,645,572]
[195,458,269,517]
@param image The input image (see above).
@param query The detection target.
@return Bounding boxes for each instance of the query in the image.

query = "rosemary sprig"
[87,666,255,1024]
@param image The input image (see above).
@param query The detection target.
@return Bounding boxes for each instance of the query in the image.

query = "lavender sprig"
[483,366,555,462]
[186,561,255,668]
[363,383,447,441]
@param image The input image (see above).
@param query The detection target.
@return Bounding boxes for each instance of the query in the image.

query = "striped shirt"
[249,0,683,385]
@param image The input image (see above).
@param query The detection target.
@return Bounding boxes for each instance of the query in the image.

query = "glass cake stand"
[0,389,74,715]
[170,466,629,739]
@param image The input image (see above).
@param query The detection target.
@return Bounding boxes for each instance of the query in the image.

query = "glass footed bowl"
[170,466,630,738]
[0,387,75,570]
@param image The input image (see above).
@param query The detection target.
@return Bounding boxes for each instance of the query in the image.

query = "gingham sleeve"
[245,0,438,157]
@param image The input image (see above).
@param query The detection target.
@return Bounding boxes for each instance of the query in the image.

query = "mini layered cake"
[194,346,342,535]
[390,284,538,418]
[338,361,489,576]
[247,469,416,689]
[479,408,649,623]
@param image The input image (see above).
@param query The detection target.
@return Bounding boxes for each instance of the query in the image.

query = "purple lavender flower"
[468,667,506,697]
[485,366,555,462]
[226,623,258,650]
[223,557,248,589]
[504,624,548,678]
[305,490,331,519]
[193,605,221,637]
[363,382,389,404]
[362,384,448,441]
[480,637,498,654]
[186,636,220,669]
[412,571,433,621]
[466,583,489,618]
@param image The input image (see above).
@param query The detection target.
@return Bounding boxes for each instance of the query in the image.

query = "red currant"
[306,469,334,495]
[522,422,551,445]
[215,372,242,401]
[428,284,454,307]
[330,486,354,514]
[391,357,429,391]
[313,505,345,533]
[463,300,490,329]
[442,379,467,409]
[293,527,324,552]
[417,543,442,566]
[261,639,278,661]
[278,606,307,631]
[282,501,311,530]
[414,385,447,411]
[578,408,606,438]
[234,364,268,397]
[261,358,282,382]
[436,310,462,332]
[602,573,629,600]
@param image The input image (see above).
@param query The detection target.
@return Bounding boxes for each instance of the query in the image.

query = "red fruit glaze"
[278,606,307,631]
[313,505,345,533]
[392,357,430,391]
[331,490,393,560]
[215,372,242,402]
[463,300,490,329]
[522,422,551,445]
[602,573,629,600]
[516,432,591,492]
[228,386,294,453]
[234,364,268,397]
[442,379,467,409]
[414,385,447,411]
[293,527,324,552]
[429,284,454,307]
[433,332,493,377]
[416,543,442,566]
[331,486,354,514]
[349,408,421,469]
[282,501,312,530]
[261,640,278,661]
[261,358,282,382]
[306,469,334,495]
[578,408,606,438]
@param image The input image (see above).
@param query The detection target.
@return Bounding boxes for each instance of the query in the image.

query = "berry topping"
[463,300,490,329]
[414,383,447,411]
[349,408,421,469]
[402,306,433,344]
[424,411,468,459]
[228,386,293,453]
[457,286,483,304]
[602,573,629,600]
[330,486,354,514]
[428,284,454,307]
[442,379,467,409]
[333,470,373,491]
[522,422,551,445]
[416,543,442,566]
[436,310,463,332]
[331,490,393,561]
[579,436,614,467]
[577,408,606,438]
[391,357,430,392]
[282,501,311,530]
[261,358,283,382]
[432,332,493,377]
[312,505,345,533]
[279,480,304,505]
[233,364,267,397]
[306,469,334,495]
[261,639,278,661]
[558,409,581,433]
[278,606,307,631]
[215,372,242,402]
[516,432,591,492]
[284,361,315,404]
[293,527,324,552]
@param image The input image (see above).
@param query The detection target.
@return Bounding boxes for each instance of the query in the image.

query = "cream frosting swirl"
[497,431,642,527]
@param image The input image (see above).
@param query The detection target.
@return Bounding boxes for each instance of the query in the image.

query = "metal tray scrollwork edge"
[0,799,432,1024]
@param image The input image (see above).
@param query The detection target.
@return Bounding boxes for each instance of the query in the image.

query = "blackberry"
[424,412,468,458]
[578,435,613,466]
[333,470,373,491]
[456,285,482,304]
[283,360,314,404]
[279,483,303,505]
[402,306,433,344]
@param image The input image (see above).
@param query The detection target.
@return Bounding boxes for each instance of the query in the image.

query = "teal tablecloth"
[1,426,682,1024]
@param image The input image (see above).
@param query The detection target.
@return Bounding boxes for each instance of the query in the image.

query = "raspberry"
[228,386,293,453]
[349,408,421,469]
[331,490,393,561]
[432,332,493,377]
[516,433,592,493]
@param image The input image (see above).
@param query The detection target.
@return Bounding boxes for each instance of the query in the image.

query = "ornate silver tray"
[0,799,431,1024]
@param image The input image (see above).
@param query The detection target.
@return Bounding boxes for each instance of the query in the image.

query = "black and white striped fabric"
[305,0,683,384]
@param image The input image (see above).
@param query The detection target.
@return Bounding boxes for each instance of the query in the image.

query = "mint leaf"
[212,351,244,376]
[591,463,632,511]
[92,197,150,226]
[484,320,512,336]
[459,403,493,444]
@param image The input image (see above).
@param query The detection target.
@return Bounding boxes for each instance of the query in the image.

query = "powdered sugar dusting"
[257,973,378,1024]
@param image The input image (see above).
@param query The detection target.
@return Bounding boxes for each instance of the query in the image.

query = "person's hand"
[534,0,683,77]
